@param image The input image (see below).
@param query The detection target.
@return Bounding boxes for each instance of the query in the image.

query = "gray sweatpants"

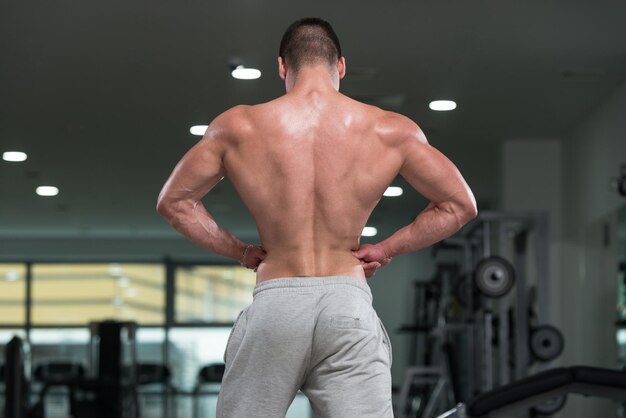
[216,276,394,418]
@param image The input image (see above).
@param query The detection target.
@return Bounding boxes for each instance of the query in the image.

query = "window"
[175,265,255,323]
[167,328,231,390]
[0,264,26,325]
[31,264,165,325]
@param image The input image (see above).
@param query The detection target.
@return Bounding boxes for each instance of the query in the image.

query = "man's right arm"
[364,115,477,261]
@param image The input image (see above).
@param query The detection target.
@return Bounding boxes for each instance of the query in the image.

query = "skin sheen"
[157,56,477,284]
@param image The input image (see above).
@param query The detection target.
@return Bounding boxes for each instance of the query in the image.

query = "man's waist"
[254,256,366,283]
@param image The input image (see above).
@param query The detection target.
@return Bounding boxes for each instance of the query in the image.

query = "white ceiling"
[1,0,626,242]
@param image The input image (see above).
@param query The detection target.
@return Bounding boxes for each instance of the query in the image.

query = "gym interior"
[2,2,626,418]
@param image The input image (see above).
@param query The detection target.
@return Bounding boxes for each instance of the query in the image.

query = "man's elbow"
[156,194,175,221]
[436,198,478,227]
[459,199,478,224]
[157,195,194,230]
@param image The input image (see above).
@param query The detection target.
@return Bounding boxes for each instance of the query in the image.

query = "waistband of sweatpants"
[252,276,372,303]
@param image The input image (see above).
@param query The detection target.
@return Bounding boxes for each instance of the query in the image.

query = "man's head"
[278,18,345,89]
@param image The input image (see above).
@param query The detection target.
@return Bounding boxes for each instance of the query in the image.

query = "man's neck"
[287,65,339,94]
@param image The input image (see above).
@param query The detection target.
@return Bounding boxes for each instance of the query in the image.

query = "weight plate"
[454,275,482,311]
[474,256,516,298]
[530,325,565,362]
[532,394,567,415]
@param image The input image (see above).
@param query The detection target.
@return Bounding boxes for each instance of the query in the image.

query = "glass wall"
[0,262,257,328]
[31,263,165,325]
[175,265,255,323]
[0,261,250,400]
[0,261,313,417]
[0,264,26,325]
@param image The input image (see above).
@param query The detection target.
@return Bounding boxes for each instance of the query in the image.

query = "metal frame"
[426,211,554,418]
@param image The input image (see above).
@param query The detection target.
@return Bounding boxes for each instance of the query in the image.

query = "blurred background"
[1,1,626,417]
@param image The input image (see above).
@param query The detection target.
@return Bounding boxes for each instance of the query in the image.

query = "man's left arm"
[156,115,265,268]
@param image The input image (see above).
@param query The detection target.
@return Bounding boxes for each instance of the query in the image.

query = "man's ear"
[278,56,286,80]
[338,57,346,79]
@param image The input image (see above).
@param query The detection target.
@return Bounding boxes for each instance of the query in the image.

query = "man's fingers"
[363,264,380,278]
[354,250,375,262]
[362,261,381,269]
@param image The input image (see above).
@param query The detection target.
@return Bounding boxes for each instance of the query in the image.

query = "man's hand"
[352,244,392,279]
[242,245,267,272]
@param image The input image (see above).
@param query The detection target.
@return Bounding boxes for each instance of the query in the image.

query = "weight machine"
[396,211,565,418]
[3,320,139,418]
[436,366,626,418]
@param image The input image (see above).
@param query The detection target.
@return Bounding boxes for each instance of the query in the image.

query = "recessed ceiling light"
[3,151,27,162]
[190,125,208,136]
[429,100,457,111]
[232,65,261,80]
[36,186,59,197]
[383,186,403,197]
[362,226,378,237]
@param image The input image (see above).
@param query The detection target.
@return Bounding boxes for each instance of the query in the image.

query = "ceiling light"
[232,65,261,80]
[429,100,457,111]
[383,186,403,197]
[36,186,59,197]
[190,125,208,136]
[3,151,27,162]
[362,226,378,237]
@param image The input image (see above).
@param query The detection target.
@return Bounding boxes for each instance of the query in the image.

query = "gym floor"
[1,2,626,418]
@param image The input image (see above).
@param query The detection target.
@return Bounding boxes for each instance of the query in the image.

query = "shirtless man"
[157,18,476,418]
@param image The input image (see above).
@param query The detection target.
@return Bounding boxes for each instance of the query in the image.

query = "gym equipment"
[34,362,85,384]
[2,321,139,418]
[531,394,567,415]
[71,320,139,418]
[461,211,552,389]
[193,364,225,418]
[474,256,515,298]
[529,325,565,363]
[4,336,32,418]
[453,274,480,311]
[398,265,454,366]
[400,211,556,418]
[31,362,85,417]
[436,366,626,418]
[397,265,461,418]
[137,363,176,418]
[398,366,456,418]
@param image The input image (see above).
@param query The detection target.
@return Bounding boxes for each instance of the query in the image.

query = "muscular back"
[221,92,405,281]
[158,69,474,282]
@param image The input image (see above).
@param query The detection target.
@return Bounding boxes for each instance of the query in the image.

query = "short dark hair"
[279,18,342,72]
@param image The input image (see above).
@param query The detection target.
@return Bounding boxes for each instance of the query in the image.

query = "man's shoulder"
[217,101,280,125]
[374,111,428,146]
[210,105,255,137]
[217,104,253,123]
